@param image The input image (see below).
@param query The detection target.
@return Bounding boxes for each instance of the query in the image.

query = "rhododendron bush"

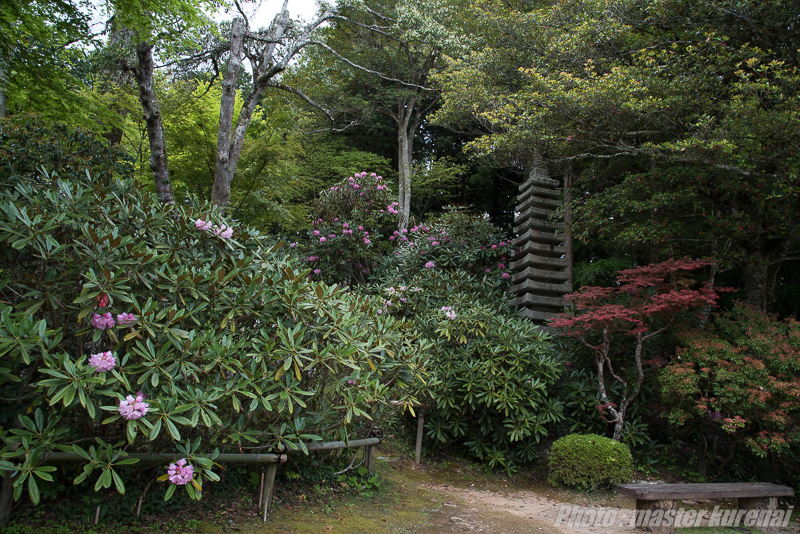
[374,211,563,473]
[299,172,398,285]
[660,302,800,464]
[0,172,426,508]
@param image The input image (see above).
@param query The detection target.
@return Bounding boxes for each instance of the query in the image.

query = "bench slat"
[617,483,794,500]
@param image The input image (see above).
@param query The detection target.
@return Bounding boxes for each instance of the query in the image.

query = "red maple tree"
[550,258,720,441]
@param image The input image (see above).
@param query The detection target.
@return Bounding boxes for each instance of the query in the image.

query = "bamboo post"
[261,462,278,521]
[415,408,425,466]
[364,442,375,474]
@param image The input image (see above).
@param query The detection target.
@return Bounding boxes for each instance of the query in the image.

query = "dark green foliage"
[547,434,634,490]
[0,115,133,187]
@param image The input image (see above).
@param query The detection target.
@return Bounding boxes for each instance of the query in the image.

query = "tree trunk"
[396,97,417,231]
[211,6,290,209]
[134,42,174,205]
[0,58,7,118]
[212,17,245,210]
[741,258,769,311]
[0,474,14,526]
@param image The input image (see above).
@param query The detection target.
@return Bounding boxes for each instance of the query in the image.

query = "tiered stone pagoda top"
[509,165,572,324]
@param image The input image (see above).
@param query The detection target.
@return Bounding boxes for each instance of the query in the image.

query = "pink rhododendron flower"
[320,237,327,243]
[424,262,435,269]
[91,313,115,330]
[195,219,213,231]
[308,256,319,261]
[445,310,457,320]
[502,272,510,279]
[167,459,194,485]
[363,238,371,244]
[485,268,491,273]
[89,351,116,372]
[118,392,149,420]
[116,312,137,325]
[498,263,505,269]
[313,230,320,236]
[214,225,233,239]
[491,244,498,249]
[313,269,321,274]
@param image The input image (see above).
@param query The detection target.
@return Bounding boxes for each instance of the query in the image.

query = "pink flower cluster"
[89,351,116,372]
[91,312,137,330]
[424,262,435,269]
[195,218,233,240]
[118,392,149,420]
[91,312,116,329]
[117,312,136,325]
[441,306,457,320]
[167,459,194,485]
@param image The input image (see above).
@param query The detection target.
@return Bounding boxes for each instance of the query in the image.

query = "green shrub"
[0,165,428,506]
[548,434,633,490]
[374,212,563,473]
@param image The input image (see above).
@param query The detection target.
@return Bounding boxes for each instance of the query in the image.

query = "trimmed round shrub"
[548,434,634,490]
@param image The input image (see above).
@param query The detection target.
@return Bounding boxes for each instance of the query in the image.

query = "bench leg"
[737,497,779,534]
[633,499,675,534]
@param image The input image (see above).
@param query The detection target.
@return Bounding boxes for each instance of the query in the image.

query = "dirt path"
[419,481,635,534]
[203,455,798,534]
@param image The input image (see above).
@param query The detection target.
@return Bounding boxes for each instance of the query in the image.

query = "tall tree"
[287,0,462,229]
[0,0,91,120]
[433,0,800,310]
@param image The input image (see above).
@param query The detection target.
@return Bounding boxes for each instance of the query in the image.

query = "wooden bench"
[617,482,794,534]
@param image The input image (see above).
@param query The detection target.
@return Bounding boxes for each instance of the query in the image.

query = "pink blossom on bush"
[116,312,137,325]
[424,262,435,269]
[215,226,234,240]
[89,351,116,372]
[313,269,321,275]
[167,459,194,485]
[502,272,510,279]
[118,392,149,420]
[445,310,457,320]
[319,237,327,243]
[313,230,320,236]
[195,219,213,231]
[91,312,115,330]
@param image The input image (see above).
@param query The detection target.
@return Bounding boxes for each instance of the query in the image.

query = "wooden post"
[738,497,779,534]
[364,443,375,474]
[415,408,425,466]
[634,499,675,534]
[260,462,278,521]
